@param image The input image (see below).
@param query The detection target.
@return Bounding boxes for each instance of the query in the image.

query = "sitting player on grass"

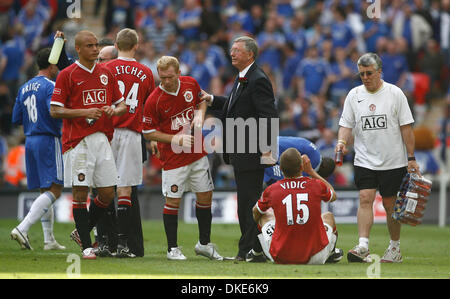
[253,148,343,264]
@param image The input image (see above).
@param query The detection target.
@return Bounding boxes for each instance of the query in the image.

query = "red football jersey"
[142,76,206,170]
[257,176,334,264]
[50,61,124,153]
[104,57,155,132]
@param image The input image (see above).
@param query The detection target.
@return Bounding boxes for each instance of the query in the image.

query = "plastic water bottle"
[335,150,343,166]
[48,37,64,64]
[410,173,432,191]
[403,192,427,218]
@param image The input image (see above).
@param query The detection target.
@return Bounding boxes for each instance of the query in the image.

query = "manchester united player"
[50,30,127,259]
[253,148,342,264]
[104,28,155,258]
[142,56,222,261]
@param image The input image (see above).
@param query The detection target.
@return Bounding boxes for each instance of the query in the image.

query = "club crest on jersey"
[100,74,108,85]
[183,90,193,103]
[369,104,376,111]
[171,107,194,130]
[83,89,107,105]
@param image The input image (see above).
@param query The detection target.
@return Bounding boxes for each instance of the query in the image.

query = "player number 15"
[282,193,309,225]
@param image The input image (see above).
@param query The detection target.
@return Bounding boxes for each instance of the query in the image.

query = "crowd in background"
[0,0,449,190]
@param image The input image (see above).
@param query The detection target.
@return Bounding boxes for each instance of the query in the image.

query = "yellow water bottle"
[48,37,64,64]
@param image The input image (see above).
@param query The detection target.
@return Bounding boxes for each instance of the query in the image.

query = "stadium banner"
[17,192,74,223]
[17,190,386,224]
[184,192,239,224]
[184,190,386,224]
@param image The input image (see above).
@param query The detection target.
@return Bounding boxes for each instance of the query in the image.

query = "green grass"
[0,219,449,279]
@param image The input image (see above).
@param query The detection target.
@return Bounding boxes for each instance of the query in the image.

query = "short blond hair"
[116,28,138,51]
[157,56,180,72]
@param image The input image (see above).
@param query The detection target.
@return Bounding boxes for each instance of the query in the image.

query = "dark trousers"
[128,186,144,257]
[233,168,264,258]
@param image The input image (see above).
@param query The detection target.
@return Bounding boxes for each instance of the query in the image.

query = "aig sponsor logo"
[361,114,387,130]
[171,107,194,130]
[82,89,107,105]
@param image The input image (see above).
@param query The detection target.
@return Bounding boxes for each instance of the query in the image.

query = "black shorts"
[354,166,407,197]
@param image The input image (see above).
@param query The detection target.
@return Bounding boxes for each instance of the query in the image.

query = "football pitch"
[0,219,449,279]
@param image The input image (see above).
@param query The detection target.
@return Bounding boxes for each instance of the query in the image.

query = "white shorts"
[111,128,143,187]
[259,220,275,262]
[307,223,337,265]
[162,156,214,198]
[63,132,118,188]
[258,220,336,265]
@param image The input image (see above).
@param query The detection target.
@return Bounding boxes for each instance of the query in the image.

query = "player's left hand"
[54,30,67,43]
[172,134,194,147]
[407,160,421,175]
[150,141,160,158]
[101,105,114,117]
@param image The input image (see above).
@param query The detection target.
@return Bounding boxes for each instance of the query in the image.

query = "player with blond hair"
[103,28,155,257]
[142,56,222,261]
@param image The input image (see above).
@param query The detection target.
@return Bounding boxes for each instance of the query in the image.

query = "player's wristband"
[408,156,416,161]
[337,139,347,145]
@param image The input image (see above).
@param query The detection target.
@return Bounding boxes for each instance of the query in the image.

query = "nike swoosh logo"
[164,108,171,113]
[357,99,365,103]
[77,81,85,85]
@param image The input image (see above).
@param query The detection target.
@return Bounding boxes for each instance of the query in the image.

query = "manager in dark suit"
[201,36,279,262]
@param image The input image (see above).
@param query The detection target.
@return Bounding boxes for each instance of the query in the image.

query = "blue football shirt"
[264,136,322,184]
[12,75,62,137]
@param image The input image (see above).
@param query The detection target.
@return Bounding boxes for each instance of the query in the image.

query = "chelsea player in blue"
[264,136,336,186]
[10,48,65,251]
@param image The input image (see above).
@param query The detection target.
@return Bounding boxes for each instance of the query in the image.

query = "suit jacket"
[211,63,279,172]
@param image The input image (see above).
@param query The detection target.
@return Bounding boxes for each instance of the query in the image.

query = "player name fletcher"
[113,65,148,82]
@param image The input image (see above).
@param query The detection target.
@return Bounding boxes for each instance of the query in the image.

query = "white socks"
[358,237,400,251]
[41,206,55,243]
[17,191,56,235]
[358,237,369,250]
[389,240,400,250]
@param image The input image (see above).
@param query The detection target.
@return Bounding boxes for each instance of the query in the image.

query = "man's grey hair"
[102,45,118,59]
[233,36,258,60]
[110,47,119,59]
[357,53,382,70]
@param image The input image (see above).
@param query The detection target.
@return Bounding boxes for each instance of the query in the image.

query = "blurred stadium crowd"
[0,0,449,190]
